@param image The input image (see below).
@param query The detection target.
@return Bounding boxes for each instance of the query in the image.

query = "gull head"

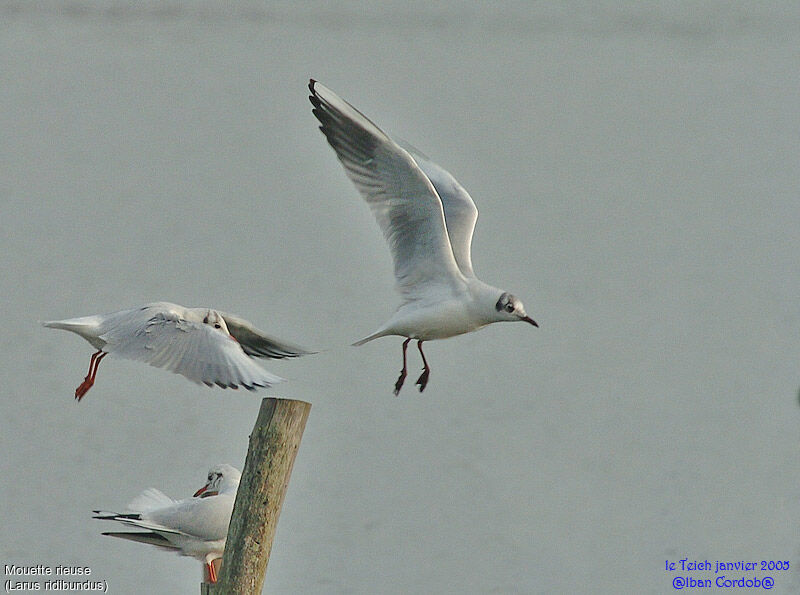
[193,464,241,498]
[202,310,231,335]
[494,292,538,327]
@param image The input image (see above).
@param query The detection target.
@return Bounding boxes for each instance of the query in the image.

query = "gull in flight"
[309,80,537,395]
[93,464,240,584]
[43,302,312,400]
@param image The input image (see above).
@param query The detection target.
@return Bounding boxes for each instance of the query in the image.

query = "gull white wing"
[399,143,479,278]
[126,488,176,513]
[143,497,233,541]
[220,312,314,359]
[309,80,465,300]
[94,497,232,541]
[99,308,283,390]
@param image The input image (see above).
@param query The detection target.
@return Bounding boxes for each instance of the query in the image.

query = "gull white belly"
[388,300,487,341]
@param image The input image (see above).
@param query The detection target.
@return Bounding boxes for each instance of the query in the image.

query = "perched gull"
[43,302,312,400]
[309,80,537,394]
[94,464,240,583]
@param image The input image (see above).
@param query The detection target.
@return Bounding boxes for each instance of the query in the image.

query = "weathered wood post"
[201,396,311,594]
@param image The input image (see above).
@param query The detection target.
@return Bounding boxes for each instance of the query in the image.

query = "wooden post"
[202,397,311,594]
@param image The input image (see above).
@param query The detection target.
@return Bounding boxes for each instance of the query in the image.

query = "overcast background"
[2,1,799,593]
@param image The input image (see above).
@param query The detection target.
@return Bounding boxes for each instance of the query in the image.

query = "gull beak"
[193,484,211,497]
[522,316,538,327]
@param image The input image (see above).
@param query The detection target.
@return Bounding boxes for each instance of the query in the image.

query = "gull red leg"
[207,560,217,583]
[394,338,412,396]
[415,340,430,392]
[75,350,107,401]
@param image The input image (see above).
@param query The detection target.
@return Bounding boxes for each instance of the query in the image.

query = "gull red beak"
[193,484,210,497]
[194,485,219,498]
[522,316,538,327]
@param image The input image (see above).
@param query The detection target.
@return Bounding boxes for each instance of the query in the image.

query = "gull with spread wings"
[309,80,537,395]
[44,302,312,400]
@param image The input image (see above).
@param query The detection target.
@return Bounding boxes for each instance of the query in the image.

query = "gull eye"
[505,303,515,313]
[214,323,221,329]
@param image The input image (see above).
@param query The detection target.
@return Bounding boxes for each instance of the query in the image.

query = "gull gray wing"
[220,313,314,359]
[399,143,478,278]
[309,80,465,299]
[98,308,282,390]
[101,531,180,551]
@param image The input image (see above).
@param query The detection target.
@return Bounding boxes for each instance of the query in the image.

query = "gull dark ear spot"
[203,315,209,324]
[495,292,509,312]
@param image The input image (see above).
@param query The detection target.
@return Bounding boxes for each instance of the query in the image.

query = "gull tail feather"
[42,315,105,341]
[42,317,95,331]
[352,329,390,347]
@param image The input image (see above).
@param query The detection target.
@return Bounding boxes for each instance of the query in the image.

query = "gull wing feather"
[94,496,232,541]
[220,313,314,359]
[95,514,185,536]
[93,509,185,536]
[125,488,176,513]
[98,307,282,390]
[101,532,180,551]
[142,496,233,541]
[399,142,479,278]
[309,80,465,300]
